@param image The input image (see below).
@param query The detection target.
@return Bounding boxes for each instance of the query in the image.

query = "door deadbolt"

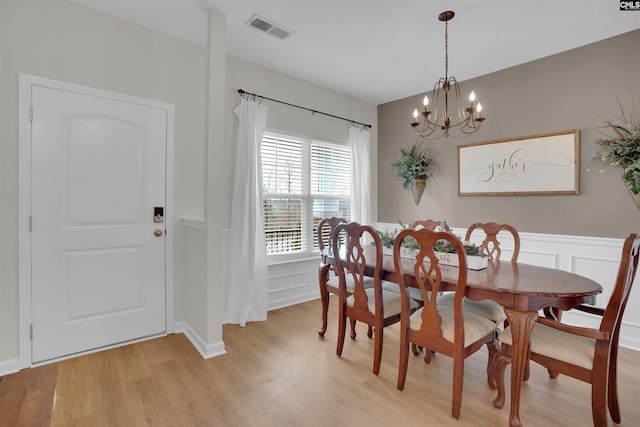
[154,207,164,223]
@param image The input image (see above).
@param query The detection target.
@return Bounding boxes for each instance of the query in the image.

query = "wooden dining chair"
[385,219,450,355]
[317,216,347,338]
[492,233,640,427]
[409,219,450,231]
[383,219,449,304]
[446,222,520,326]
[317,216,346,262]
[394,228,498,419]
[465,221,520,263]
[317,216,374,339]
[333,222,418,375]
[437,221,520,385]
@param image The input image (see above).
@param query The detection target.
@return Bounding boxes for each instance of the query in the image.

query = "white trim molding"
[0,358,20,377]
[18,74,176,369]
[174,322,226,359]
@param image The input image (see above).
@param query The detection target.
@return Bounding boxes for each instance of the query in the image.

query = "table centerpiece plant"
[433,238,488,270]
[592,92,640,207]
[375,219,429,255]
[375,219,420,252]
[376,220,487,269]
[434,239,485,257]
[376,228,398,251]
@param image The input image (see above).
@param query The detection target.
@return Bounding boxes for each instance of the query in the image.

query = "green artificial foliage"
[593,93,640,195]
[376,229,398,249]
[434,239,486,257]
[391,143,434,189]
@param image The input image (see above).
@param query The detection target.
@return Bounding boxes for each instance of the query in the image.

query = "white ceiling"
[71,0,640,105]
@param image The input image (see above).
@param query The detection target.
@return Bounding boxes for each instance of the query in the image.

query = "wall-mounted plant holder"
[623,176,640,208]
[391,142,434,206]
[411,178,427,205]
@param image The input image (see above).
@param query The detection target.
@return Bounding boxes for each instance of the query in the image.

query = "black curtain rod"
[237,89,371,129]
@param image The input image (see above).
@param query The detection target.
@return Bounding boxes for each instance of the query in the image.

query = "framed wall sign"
[457,129,579,196]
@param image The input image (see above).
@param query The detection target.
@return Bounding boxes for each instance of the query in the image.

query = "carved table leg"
[503,307,538,427]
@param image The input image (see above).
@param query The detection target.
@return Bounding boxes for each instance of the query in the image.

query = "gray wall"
[378,29,640,238]
[0,0,208,364]
[0,1,378,367]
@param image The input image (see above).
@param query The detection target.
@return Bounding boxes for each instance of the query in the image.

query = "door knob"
[154,229,163,237]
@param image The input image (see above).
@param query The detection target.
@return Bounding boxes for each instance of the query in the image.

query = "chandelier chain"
[444,20,448,79]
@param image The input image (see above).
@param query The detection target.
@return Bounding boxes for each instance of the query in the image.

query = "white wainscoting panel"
[267,257,320,311]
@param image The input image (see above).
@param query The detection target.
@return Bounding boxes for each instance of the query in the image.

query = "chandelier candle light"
[411,11,485,139]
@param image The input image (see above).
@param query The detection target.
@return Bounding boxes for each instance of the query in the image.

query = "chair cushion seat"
[381,282,426,302]
[327,274,374,292]
[347,285,419,317]
[499,323,595,370]
[410,305,497,346]
[437,293,506,324]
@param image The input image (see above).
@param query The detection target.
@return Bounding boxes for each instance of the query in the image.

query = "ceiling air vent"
[246,14,293,40]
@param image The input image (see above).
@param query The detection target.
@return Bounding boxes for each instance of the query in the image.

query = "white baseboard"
[0,357,20,376]
[620,322,640,352]
[174,321,226,359]
[0,326,225,376]
[267,291,319,311]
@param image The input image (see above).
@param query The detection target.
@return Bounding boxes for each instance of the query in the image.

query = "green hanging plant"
[391,143,434,190]
[592,92,640,202]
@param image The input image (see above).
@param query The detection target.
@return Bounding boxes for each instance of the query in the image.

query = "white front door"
[29,82,169,363]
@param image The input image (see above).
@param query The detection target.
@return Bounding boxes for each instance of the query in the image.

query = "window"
[262,131,351,256]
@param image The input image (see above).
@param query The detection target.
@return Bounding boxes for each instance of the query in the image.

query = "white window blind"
[262,132,351,256]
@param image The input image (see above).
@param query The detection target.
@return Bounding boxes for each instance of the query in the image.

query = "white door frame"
[18,74,175,369]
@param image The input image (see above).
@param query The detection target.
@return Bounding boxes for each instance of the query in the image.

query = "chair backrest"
[317,217,347,261]
[464,222,520,262]
[410,219,450,232]
[332,222,383,314]
[601,233,640,343]
[393,228,468,342]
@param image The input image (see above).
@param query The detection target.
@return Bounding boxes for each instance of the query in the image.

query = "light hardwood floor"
[2,298,640,426]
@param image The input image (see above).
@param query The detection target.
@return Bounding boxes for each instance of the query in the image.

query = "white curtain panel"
[350,126,371,225]
[224,97,268,326]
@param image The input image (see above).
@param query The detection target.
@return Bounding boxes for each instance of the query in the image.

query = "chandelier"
[411,11,485,139]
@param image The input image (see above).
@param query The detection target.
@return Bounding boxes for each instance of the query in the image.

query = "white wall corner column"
[202,8,227,357]
[176,218,226,358]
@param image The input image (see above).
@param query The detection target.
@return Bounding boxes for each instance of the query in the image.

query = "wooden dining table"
[325,248,603,427]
